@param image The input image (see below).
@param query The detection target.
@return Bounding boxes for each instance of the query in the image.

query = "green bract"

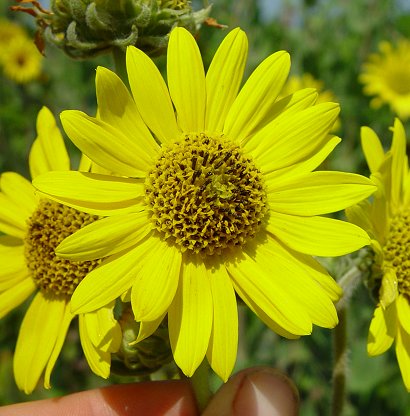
[39,0,211,58]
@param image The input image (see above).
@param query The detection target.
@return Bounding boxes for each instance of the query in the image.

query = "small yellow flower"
[2,35,43,84]
[359,40,410,120]
[346,118,410,391]
[34,27,375,381]
[0,107,121,394]
[0,18,26,61]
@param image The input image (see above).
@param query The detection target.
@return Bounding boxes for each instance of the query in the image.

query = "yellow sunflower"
[0,106,121,394]
[346,118,410,391]
[359,39,410,120]
[34,27,376,381]
[2,35,42,84]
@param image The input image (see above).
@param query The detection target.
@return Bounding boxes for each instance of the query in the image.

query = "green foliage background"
[1,0,410,414]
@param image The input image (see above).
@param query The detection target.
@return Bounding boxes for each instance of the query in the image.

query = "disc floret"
[25,200,101,297]
[383,209,410,296]
[145,133,267,256]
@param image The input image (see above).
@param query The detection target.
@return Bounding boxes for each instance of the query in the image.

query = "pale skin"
[0,367,299,416]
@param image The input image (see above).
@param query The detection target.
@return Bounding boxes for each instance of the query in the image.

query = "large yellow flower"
[359,40,410,120]
[347,119,410,391]
[34,28,375,381]
[0,107,121,394]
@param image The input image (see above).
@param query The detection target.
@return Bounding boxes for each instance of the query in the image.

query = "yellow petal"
[126,46,180,144]
[380,268,398,309]
[390,118,407,210]
[0,238,27,287]
[360,126,385,174]
[61,110,152,177]
[396,325,410,391]
[133,314,166,344]
[96,66,159,158]
[227,249,312,335]
[367,303,396,356]
[286,248,342,302]
[0,193,29,238]
[0,278,36,319]
[245,103,339,173]
[345,200,375,236]
[264,135,341,182]
[33,171,144,216]
[205,28,248,132]
[397,294,410,335]
[205,261,238,382]
[79,313,111,379]
[14,292,66,394]
[29,106,70,179]
[169,258,213,377]
[266,211,371,256]
[224,51,290,142]
[82,303,121,353]
[241,88,318,147]
[0,172,37,216]
[57,211,152,261]
[254,235,339,328]
[230,274,299,339]
[168,27,206,132]
[71,241,152,314]
[44,303,73,389]
[267,171,376,216]
[131,239,182,321]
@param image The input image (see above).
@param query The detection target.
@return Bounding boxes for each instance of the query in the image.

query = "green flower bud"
[111,303,174,377]
[16,0,211,58]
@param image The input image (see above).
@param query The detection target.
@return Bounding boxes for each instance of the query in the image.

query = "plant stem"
[190,359,212,413]
[331,306,347,416]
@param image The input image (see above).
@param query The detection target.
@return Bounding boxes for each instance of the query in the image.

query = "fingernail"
[233,369,299,416]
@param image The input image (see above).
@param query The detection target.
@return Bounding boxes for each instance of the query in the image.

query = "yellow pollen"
[24,200,101,297]
[145,133,267,256]
[383,210,410,296]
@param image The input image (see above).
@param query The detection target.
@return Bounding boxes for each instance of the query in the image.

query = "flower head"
[2,35,43,84]
[0,107,121,393]
[0,18,26,59]
[34,27,376,381]
[346,118,410,390]
[359,39,410,120]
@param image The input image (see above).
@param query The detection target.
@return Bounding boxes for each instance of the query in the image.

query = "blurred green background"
[1,0,410,414]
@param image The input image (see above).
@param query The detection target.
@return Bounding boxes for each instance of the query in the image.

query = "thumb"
[202,367,299,416]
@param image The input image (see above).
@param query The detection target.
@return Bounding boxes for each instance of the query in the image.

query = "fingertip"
[203,367,299,416]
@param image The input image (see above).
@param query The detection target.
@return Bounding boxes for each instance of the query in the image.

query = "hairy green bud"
[16,0,211,58]
[111,303,174,377]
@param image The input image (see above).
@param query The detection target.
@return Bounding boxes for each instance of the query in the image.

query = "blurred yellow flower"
[0,107,121,394]
[0,18,26,60]
[346,119,410,391]
[360,40,410,120]
[34,28,375,382]
[2,35,43,84]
